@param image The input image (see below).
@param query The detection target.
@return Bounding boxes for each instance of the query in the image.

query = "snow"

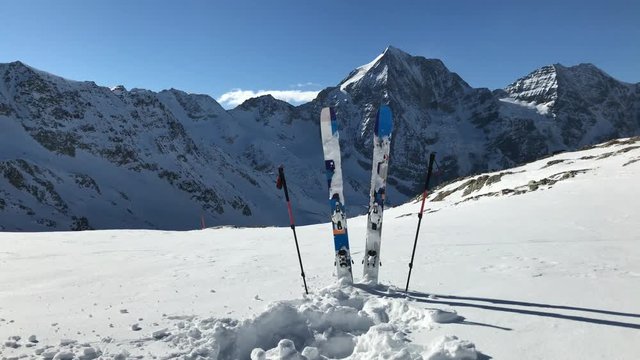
[339,53,385,91]
[0,138,639,359]
[499,97,553,116]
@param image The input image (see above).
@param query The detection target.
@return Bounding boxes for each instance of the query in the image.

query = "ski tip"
[320,106,338,122]
[375,105,393,136]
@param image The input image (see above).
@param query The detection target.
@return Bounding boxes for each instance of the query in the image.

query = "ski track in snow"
[1,138,639,359]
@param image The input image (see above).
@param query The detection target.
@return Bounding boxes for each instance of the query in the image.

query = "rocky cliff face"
[505,63,640,148]
[1,47,638,231]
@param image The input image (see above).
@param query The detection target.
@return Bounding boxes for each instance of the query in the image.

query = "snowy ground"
[1,138,639,359]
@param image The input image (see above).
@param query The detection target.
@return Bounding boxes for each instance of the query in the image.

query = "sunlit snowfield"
[1,138,639,359]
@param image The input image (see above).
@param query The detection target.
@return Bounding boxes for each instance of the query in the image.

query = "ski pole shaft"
[405,153,436,293]
[278,166,309,294]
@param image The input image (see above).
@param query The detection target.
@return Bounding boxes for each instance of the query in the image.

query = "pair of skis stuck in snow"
[320,106,393,284]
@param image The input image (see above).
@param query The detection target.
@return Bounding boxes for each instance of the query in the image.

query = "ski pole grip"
[424,153,436,189]
[278,166,291,202]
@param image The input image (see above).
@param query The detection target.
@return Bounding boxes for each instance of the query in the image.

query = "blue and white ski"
[363,105,393,283]
[320,107,353,283]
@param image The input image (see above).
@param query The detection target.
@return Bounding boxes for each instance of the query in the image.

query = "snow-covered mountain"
[0,62,322,231]
[1,47,639,231]
[504,63,640,148]
[1,136,638,359]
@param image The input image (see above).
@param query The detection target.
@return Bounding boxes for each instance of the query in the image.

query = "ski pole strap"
[286,202,295,228]
[418,190,428,217]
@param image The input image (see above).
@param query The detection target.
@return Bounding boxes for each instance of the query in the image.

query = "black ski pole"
[405,153,436,293]
[276,166,309,294]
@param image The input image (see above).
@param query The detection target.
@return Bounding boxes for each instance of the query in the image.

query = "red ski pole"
[276,166,308,294]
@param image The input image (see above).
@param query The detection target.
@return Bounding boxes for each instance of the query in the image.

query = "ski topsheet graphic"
[320,107,353,282]
[363,104,393,283]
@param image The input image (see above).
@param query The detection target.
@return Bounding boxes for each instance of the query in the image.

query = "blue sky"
[1,0,638,108]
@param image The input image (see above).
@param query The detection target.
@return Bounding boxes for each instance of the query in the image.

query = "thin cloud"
[217,88,319,108]
[293,82,320,88]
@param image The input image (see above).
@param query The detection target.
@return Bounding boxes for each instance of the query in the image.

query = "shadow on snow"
[355,284,640,330]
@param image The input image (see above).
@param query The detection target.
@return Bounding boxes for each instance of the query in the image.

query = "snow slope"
[0,137,638,359]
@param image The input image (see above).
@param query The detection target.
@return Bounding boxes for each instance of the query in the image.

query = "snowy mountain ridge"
[1,48,639,231]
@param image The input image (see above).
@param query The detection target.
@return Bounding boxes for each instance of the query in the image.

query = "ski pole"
[276,166,309,294]
[405,153,436,293]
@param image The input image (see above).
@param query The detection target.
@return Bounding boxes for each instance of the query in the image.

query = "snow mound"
[425,336,478,360]
[430,309,463,324]
[145,284,476,359]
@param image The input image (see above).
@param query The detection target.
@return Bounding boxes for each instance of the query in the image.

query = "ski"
[363,104,393,283]
[320,107,353,283]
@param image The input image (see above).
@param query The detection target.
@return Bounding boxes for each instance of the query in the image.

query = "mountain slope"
[1,47,639,231]
[0,136,638,359]
[0,62,322,230]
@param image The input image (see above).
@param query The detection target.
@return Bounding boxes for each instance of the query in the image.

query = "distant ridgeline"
[0,47,638,231]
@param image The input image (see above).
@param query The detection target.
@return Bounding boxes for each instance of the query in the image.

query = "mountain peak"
[339,46,416,91]
[555,62,625,85]
[504,64,559,105]
[339,53,386,91]
[8,60,28,68]
[236,94,294,111]
[110,85,127,95]
[1,60,35,76]
[382,45,412,59]
[505,62,628,109]
[336,47,471,104]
